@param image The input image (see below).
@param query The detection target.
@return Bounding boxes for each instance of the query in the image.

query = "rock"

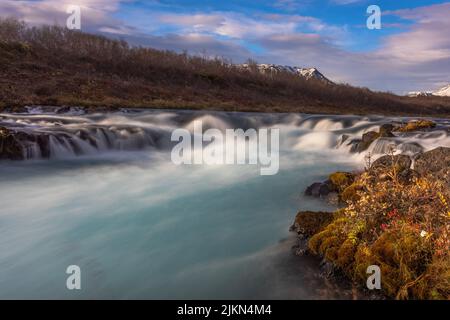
[398,168,420,184]
[396,120,436,132]
[371,154,412,172]
[349,139,361,153]
[319,259,336,279]
[305,182,322,197]
[290,211,334,238]
[337,134,350,147]
[329,172,354,192]
[0,126,24,160]
[414,147,450,186]
[357,131,379,152]
[305,181,333,197]
[397,142,424,155]
[379,124,395,137]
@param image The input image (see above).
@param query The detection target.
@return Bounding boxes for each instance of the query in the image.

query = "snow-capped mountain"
[407,91,433,97]
[239,63,333,84]
[408,84,450,97]
[433,84,450,97]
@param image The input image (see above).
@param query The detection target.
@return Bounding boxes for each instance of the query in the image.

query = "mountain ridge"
[239,63,333,84]
[408,84,450,97]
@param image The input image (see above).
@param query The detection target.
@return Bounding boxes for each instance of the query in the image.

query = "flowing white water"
[0,109,449,299]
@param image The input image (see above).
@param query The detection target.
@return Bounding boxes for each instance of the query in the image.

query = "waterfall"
[1,108,449,160]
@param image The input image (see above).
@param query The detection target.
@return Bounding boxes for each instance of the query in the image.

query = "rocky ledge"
[293,146,450,300]
[340,119,438,153]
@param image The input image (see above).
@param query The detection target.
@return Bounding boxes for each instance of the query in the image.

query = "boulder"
[305,181,333,197]
[290,211,334,238]
[371,154,412,172]
[356,131,379,152]
[379,124,395,137]
[414,147,450,186]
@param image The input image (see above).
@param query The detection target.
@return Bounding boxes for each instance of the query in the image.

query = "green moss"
[340,183,362,203]
[336,239,357,271]
[329,172,354,192]
[292,211,334,237]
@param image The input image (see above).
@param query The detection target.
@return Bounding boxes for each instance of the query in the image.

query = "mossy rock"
[308,217,347,255]
[396,120,436,132]
[329,172,355,192]
[340,183,363,203]
[336,239,357,270]
[291,211,334,237]
[356,228,429,299]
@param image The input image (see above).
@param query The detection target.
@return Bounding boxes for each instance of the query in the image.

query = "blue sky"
[1,0,450,94]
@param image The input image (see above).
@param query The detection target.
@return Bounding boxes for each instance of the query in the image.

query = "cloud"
[380,3,450,64]
[0,0,128,32]
[331,0,365,4]
[156,12,331,40]
[0,0,449,93]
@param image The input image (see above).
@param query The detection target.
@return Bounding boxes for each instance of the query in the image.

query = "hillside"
[1,19,450,117]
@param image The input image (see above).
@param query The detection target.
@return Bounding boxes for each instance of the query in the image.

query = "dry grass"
[1,18,450,116]
[308,157,450,299]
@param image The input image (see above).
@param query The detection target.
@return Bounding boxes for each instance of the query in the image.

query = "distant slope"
[434,84,450,97]
[239,64,333,84]
[408,84,450,97]
[1,18,450,117]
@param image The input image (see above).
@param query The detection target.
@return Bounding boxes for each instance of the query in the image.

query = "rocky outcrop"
[305,172,356,203]
[350,124,396,153]
[0,127,24,160]
[414,147,450,186]
[395,120,436,132]
[371,154,412,172]
[0,127,53,160]
[290,211,334,256]
[345,119,438,154]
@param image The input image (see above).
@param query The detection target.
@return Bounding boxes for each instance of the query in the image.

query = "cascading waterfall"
[1,108,449,161]
[0,107,449,299]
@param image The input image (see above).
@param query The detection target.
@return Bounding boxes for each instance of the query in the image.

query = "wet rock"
[0,126,24,160]
[371,154,412,172]
[349,139,362,153]
[396,119,436,132]
[337,134,350,147]
[379,123,395,137]
[356,131,379,152]
[397,142,424,155]
[319,259,336,279]
[305,181,333,197]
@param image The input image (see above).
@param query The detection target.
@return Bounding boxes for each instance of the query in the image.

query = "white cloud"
[0,0,449,93]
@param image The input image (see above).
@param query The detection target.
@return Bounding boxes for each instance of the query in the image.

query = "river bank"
[292,121,450,300]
